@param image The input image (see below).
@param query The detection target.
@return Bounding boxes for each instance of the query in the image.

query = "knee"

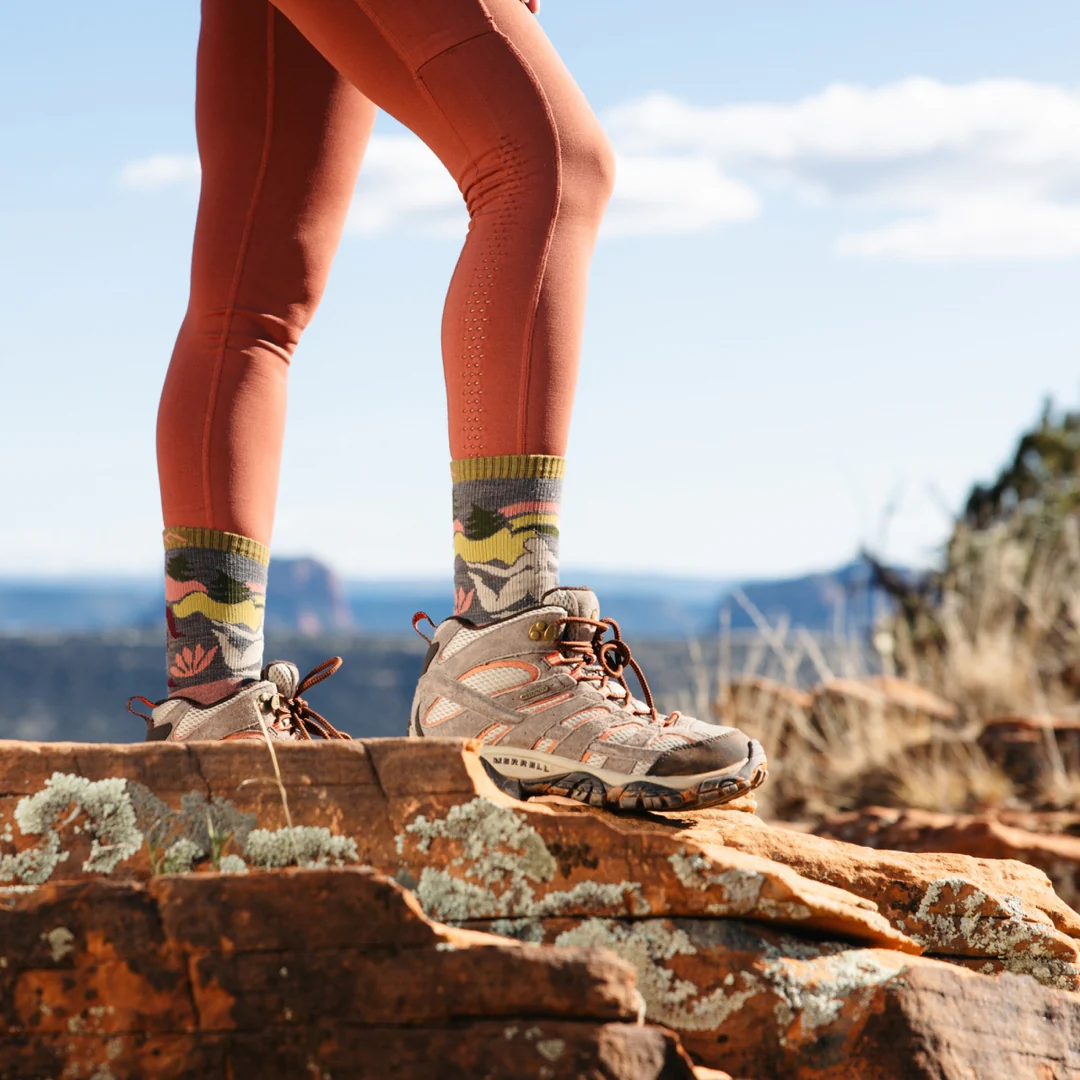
[181,303,307,366]
[469,111,616,234]
[557,119,617,230]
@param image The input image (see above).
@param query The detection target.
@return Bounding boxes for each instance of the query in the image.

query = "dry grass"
[887,507,1080,720]
[700,587,1066,824]
[694,404,1080,824]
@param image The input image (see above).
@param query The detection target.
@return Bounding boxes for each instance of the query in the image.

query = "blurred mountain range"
[0,556,887,638]
[0,557,892,743]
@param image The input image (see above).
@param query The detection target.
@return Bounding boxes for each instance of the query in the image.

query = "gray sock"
[451,454,563,623]
[163,527,269,698]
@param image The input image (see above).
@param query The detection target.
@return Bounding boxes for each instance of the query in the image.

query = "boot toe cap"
[647,729,751,777]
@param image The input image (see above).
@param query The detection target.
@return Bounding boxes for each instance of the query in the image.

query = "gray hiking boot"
[130,658,350,743]
[409,587,768,811]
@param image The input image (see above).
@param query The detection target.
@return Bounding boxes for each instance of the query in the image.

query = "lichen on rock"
[911,876,1080,988]
[668,848,811,921]
[761,947,911,1048]
[401,798,647,923]
[161,838,203,875]
[129,785,255,874]
[553,918,763,1032]
[243,826,359,870]
[0,773,143,884]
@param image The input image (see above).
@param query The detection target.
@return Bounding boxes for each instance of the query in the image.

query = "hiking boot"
[130,658,351,742]
[409,587,768,811]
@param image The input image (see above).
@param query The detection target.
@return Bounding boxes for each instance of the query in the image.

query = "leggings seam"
[416,29,496,73]
[199,4,278,529]
[353,1,476,165]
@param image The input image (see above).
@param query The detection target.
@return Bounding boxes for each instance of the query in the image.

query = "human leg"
[156,0,374,702]
[268,0,616,621]
[258,1,766,806]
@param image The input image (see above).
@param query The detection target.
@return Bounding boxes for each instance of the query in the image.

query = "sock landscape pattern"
[451,454,563,623]
[163,527,268,696]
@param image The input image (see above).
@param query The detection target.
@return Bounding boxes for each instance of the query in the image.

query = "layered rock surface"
[2,738,1080,1079]
[818,806,1080,930]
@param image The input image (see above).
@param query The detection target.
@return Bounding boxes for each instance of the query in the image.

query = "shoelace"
[411,609,680,726]
[551,616,681,726]
[270,657,351,741]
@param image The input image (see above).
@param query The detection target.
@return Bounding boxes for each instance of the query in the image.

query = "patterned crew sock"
[451,454,563,623]
[163,527,269,698]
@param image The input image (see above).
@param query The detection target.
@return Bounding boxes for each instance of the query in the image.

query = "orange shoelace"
[272,657,352,740]
[550,616,681,726]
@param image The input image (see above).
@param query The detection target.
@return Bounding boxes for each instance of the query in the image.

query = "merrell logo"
[490,755,553,773]
[519,684,555,702]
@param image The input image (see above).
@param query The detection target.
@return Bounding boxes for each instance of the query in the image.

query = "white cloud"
[607,78,1080,259]
[119,77,1080,257]
[346,137,463,237]
[119,153,200,190]
[836,197,1080,260]
[348,138,762,238]
[603,155,759,236]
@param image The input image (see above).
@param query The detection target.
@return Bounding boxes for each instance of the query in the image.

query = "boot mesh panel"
[424,698,466,725]
[459,662,538,695]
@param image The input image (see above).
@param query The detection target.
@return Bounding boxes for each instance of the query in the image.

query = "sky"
[3,1,1080,581]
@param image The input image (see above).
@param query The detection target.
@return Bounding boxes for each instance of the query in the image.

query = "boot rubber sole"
[479,738,768,813]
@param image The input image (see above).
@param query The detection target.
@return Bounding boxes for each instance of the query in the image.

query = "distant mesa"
[0,556,902,638]
[266,557,357,635]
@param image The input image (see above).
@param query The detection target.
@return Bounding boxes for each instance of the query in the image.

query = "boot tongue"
[542,586,601,642]
[262,660,300,698]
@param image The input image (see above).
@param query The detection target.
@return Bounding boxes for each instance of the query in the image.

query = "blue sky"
[3,1,1080,580]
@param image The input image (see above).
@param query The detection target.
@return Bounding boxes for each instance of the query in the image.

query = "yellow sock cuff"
[162,526,270,567]
[450,454,566,483]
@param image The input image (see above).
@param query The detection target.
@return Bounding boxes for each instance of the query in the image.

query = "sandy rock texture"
[3,738,1080,1078]
[0,868,693,1079]
[818,805,1080,912]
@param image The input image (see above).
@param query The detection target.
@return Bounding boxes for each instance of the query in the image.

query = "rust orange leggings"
[157,0,615,545]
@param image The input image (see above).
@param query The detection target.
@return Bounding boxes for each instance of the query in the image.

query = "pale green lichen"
[762,948,910,1045]
[406,798,556,885]
[536,1039,565,1062]
[911,877,1079,989]
[0,771,360,882]
[669,850,764,911]
[553,918,761,1032]
[490,918,546,944]
[161,838,202,875]
[0,773,143,884]
[243,826,359,869]
[669,849,815,921]
[42,927,75,962]
[130,785,254,874]
[402,798,647,924]
[0,835,66,886]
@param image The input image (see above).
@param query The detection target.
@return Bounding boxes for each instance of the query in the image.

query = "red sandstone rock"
[543,799,1080,989]
[4,737,1080,1078]
[978,713,1080,795]
[0,869,693,1079]
[812,677,958,745]
[459,916,1080,1080]
[816,806,1080,912]
[0,740,918,950]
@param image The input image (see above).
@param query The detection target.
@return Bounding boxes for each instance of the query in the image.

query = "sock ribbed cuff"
[450,454,565,483]
[163,526,270,566]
